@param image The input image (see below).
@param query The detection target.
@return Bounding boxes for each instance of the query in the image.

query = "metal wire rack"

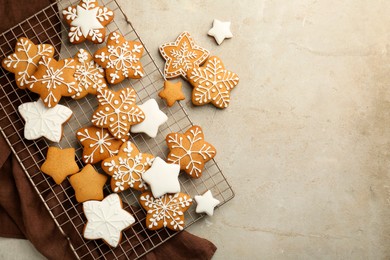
[0,0,234,259]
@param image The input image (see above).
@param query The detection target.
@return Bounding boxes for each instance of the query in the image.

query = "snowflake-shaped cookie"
[91,87,145,139]
[2,37,54,89]
[94,31,145,84]
[62,0,114,44]
[139,191,192,231]
[166,125,216,178]
[187,56,239,109]
[101,141,154,193]
[72,49,107,99]
[27,56,80,107]
[76,126,125,164]
[159,31,210,79]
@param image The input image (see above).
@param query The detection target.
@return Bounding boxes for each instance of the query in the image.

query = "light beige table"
[1,0,390,259]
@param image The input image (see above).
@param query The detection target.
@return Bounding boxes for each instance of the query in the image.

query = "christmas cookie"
[26,56,80,107]
[166,125,216,178]
[187,56,239,109]
[208,19,233,45]
[83,193,135,247]
[18,99,73,142]
[91,87,145,139]
[159,31,210,79]
[62,0,114,44]
[72,49,107,99]
[76,126,125,164]
[140,192,192,231]
[130,99,168,138]
[1,37,54,89]
[194,190,220,216]
[158,80,185,107]
[94,31,144,84]
[40,147,79,184]
[69,164,107,203]
[101,141,154,193]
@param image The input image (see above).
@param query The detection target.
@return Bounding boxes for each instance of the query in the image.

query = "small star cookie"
[166,125,216,178]
[158,80,185,107]
[159,31,210,79]
[62,0,114,44]
[194,190,220,216]
[1,37,54,89]
[94,31,145,84]
[40,147,79,184]
[208,19,233,45]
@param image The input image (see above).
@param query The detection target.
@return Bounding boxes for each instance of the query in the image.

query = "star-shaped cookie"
[94,31,145,84]
[101,141,154,193]
[158,80,185,107]
[83,193,135,247]
[62,0,114,44]
[194,190,220,216]
[18,99,73,142]
[208,19,233,45]
[130,99,168,138]
[40,147,79,184]
[159,31,210,79]
[166,125,216,178]
[91,87,145,139]
[139,191,192,231]
[69,164,107,203]
[1,37,54,89]
[187,56,239,109]
[72,49,107,99]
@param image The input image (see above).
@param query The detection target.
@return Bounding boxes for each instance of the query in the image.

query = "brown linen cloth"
[0,0,217,259]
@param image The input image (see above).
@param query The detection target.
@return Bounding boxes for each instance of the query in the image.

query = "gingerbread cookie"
[139,192,192,231]
[76,126,125,164]
[72,49,107,99]
[159,31,209,79]
[187,56,239,109]
[40,147,79,184]
[208,19,233,45]
[1,37,54,89]
[62,0,114,44]
[194,190,220,216]
[91,87,145,139]
[69,164,107,203]
[83,193,135,247]
[166,125,216,178]
[158,80,185,107]
[101,141,154,193]
[26,56,80,107]
[94,31,144,84]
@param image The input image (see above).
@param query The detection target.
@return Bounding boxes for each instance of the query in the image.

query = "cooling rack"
[0,0,234,259]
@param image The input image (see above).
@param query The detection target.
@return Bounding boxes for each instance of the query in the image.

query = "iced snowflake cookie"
[91,87,145,139]
[18,99,73,142]
[62,0,114,44]
[41,147,79,184]
[72,49,107,99]
[26,56,80,107]
[158,80,185,107]
[187,56,239,109]
[94,31,144,84]
[101,141,154,193]
[1,38,54,89]
[83,194,135,247]
[159,31,210,79]
[166,125,216,178]
[139,191,192,231]
[76,126,126,164]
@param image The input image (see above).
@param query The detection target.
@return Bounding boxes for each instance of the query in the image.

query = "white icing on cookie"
[83,193,135,247]
[207,19,233,45]
[130,99,168,138]
[194,190,220,216]
[71,5,103,37]
[18,99,72,142]
[142,157,180,198]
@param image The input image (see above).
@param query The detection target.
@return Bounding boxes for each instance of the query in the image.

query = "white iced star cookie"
[63,0,114,44]
[208,19,233,45]
[83,193,135,247]
[142,157,180,198]
[194,190,220,216]
[18,99,72,142]
[130,99,168,138]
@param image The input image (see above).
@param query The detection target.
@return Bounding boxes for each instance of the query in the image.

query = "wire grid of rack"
[0,0,234,259]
